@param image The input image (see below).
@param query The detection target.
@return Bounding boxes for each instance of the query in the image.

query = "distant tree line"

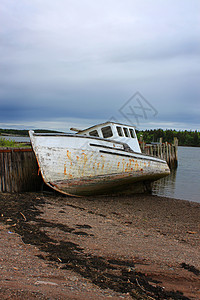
[136,129,200,146]
[0,129,64,136]
[0,129,29,136]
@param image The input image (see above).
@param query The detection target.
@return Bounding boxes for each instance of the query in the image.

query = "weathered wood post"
[0,148,42,193]
[139,135,145,152]
[150,145,153,156]
[168,143,171,168]
[173,137,178,168]
[165,142,169,166]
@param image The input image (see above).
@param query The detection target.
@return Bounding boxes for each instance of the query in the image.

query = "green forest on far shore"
[0,129,63,136]
[0,128,199,147]
[136,129,200,147]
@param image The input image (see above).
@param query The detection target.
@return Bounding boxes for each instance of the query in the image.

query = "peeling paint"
[64,164,67,175]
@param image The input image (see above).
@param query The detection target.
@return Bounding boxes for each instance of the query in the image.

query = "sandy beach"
[0,192,199,299]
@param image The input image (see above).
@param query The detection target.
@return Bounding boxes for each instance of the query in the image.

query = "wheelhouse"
[77,122,141,153]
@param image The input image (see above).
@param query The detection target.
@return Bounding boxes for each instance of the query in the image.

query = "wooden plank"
[0,148,42,193]
[0,148,32,153]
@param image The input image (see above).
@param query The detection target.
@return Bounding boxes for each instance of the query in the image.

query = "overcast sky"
[0,0,199,131]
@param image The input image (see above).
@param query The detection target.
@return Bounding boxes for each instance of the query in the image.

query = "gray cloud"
[109,37,200,63]
[0,0,199,130]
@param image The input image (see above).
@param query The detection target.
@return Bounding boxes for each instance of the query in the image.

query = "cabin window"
[101,126,113,138]
[129,128,135,138]
[123,127,129,137]
[116,126,123,137]
[89,130,99,137]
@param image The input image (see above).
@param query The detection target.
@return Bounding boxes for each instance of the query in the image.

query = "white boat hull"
[29,132,170,196]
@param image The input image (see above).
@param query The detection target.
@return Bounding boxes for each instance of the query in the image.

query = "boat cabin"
[77,122,141,153]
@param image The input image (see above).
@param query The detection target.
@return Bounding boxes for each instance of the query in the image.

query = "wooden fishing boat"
[29,122,170,196]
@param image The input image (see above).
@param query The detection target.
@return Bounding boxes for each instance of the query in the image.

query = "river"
[153,146,200,203]
[1,135,30,143]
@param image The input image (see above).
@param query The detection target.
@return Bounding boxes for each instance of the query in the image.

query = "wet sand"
[0,192,199,299]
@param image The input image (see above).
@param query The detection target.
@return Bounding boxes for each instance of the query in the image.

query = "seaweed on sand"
[0,193,190,299]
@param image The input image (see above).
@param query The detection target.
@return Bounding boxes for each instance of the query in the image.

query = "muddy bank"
[0,192,199,299]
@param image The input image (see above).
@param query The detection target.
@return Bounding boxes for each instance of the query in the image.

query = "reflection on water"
[1,136,30,143]
[153,146,200,203]
[153,169,177,197]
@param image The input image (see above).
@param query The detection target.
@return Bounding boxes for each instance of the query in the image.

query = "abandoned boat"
[29,122,170,196]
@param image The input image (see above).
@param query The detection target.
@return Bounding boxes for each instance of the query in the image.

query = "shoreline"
[0,192,199,299]
[151,191,200,205]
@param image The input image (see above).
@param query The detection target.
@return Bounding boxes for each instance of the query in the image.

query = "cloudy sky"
[0,0,199,131]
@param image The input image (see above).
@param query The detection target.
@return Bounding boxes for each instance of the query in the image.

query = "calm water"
[1,136,30,142]
[153,146,200,203]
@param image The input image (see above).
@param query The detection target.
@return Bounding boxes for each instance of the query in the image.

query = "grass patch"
[0,137,30,148]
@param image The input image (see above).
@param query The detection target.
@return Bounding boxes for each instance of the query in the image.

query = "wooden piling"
[141,140,178,169]
[0,148,42,193]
